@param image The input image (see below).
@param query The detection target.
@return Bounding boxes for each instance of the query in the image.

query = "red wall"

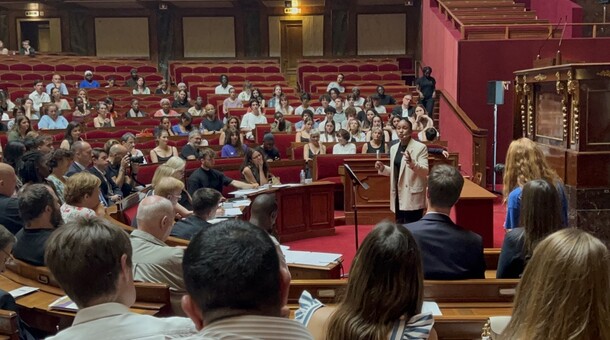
[519,0,583,37]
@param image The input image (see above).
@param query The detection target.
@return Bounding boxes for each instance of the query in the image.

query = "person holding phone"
[375,118,428,224]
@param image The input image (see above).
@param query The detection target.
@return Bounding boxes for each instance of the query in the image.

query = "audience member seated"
[240,99,267,141]
[333,98,346,128]
[45,217,196,339]
[271,112,292,133]
[362,127,387,154]
[180,130,205,160]
[131,195,187,315]
[261,134,281,162]
[46,74,69,95]
[125,99,147,118]
[124,68,139,88]
[326,73,345,93]
[386,115,401,143]
[295,222,436,340]
[79,70,100,88]
[352,87,365,107]
[77,89,93,110]
[0,40,8,55]
[267,85,283,109]
[46,148,73,204]
[332,129,356,155]
[154,177,192,219]
[406,164,485,280]
[105,97,118,118]
[121,132,147,165]
[188,96,204,117]
[187,148,256,196]
[171,188,221,241]
[295,93,312,116]
[0,164,23,234]
[238,80,252,101]
[392,94,415,118]
[495,229,609,339]
[415,66,437,115]
[104,77,116,88]
[172,112,195,136]
[61,172,105,222]
[215,74,234,95]
[241,148,270,186]
[38,104,68,130]
[221,127,248,158]
[315,94,331,115]
[347,117,366,142]
[150,130,179,164]
[151,158,192,210]
[173,83,188,100]
[155,78,170,95]
[223,87,243,115]
[89,148,121,206]
[155,116,177,137]
[50,87,71,111]
[328,88,340,107]
[503,138,568,230]
[296,118,314,143]
[72,97,91,120]
[319,120,337,143]
[276,94,294,116]
[14,184,61,266]
[29,80,51,115]
[20,98,38,120]
[297,109,319,132]
[251,87,266,108]
[304,130,325,164]
[172,90,190,109]
[7,116,32,142]
[315,107,335,133]
[218,116,241,146]
[17,150,51,186]
[108,144,138,197]
[365,114,391,143]
[410,105,433,131]
[181,220,311,339]
[154,99,179,117]
[200,104,223,133]
[371,95,387,114]
[345,94,363,114]
[93,102,115,128]
[497,179,563,279]
[132,76,150,95]
[66,141,92,177]
[376,85,396,105]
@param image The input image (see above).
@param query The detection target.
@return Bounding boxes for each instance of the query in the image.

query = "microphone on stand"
[556,16,568,64]
[537,16,564,60]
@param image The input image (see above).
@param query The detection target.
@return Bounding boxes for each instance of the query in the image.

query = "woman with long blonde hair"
[502,138,567,230]
[499,228,610,340]
[295,222,436,340]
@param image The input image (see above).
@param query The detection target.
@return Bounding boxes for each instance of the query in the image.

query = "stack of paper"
[283,250,342,266]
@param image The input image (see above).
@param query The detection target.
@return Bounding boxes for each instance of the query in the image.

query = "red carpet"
[284,198,507,272]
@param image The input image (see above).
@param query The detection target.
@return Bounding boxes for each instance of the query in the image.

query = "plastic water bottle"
[299,170,306,184]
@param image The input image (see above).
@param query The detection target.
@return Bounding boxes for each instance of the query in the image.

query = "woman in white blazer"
[375,118,429,223]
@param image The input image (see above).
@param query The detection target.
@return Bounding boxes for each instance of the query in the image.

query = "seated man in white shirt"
[214,74,234,94]
[131,195,187,315]
[240,99,267,141]
[45,216,196,340]
[28,80,51,115]
[46,74,69,95]
[181,220,312,340]
[326,73,345,93]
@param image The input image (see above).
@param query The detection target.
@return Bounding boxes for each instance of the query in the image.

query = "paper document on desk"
[218,208,242,217]
[49,295,78,312]
[422,301,442,316]
[228,188,268,197]
[9,286,39,298]
[284,250,342,266]
[230,199,252,207]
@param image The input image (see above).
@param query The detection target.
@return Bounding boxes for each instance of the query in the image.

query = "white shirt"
[240,112,268,140]
[326,82,345,93]
[237,91,251,102]
[46,302,196,340]
[333,143,357,155]
[374,105,387,114]
[28,90,51,113]
[182,315,312,340]
[214,84,234,95]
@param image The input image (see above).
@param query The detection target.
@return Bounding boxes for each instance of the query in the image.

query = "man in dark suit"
[170,188,221,240]
[391,94,415,118]
[89,148,121,206]
[0,164,23,234]
[66,141,92,177]
[405,164,486,280]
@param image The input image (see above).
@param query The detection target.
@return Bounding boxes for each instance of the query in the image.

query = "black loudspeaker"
[487,81,505,105]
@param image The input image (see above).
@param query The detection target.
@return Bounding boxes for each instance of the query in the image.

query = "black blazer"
[88,167,120,202]
[405,213,486,280]
[0,195,23,234]
[391,105,414,118]
[65,162,84,177]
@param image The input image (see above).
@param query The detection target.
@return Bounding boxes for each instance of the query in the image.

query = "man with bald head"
[66,141,92,177]
[108,144,135,196]
[131,195,185,315]
[0,164,22,234]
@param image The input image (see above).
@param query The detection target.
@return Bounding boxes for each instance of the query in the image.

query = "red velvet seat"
[0,73,21,81]
[246,66,263,73]
[378,63,398,71]
[55,64,74,72]
[193,66,210,73]
[263,66,280,73]
[117,65,135,73]
[74,65,92,72]
[95,65,116,73]
[32,64,54,72]
[137,66,157,73]
[22,73,42,81]
[338,65,358,72]
[228,66,246,73]
[248,74,265,81]
[10,64,32,72]
[210,66,228,73]
[318,65,337,73]
[358,64,377,72]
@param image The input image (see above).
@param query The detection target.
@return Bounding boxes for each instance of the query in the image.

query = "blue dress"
[295,291,434,340]
[504,182,569,230]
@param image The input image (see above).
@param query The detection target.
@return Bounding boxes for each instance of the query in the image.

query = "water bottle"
[299,170,306,184]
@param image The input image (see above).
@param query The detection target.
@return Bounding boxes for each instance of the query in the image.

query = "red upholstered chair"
[55,64,74,72]
[263,66,280,73]
[182,75,203,85]
[246,66,263,73]
[115,120,137,128]
[95,65,116,73]
[229,66,246,73]
[65,74,82,81]
[89,141,106,148]
[175,66,193,82]
[358,64,377,72]
[319,65,338,73]
[272,134,298,159]
[10,90,29,101]
[0,64,8,71]
[210,66,228,73]
[383,73,401,80]
[137,66,157,73]
[267,74,285,81]
[111,129,139,138]
[10,63,32,72]
[32,64,54,72]
[363,73,382,81]
[145,74,163,82]
[248,74,265,81]
[74,65,91,72]
[338,64,358,72]
[22,73,42,81]
[193,66,210,73]
[117,65,135,73]
[122,204,139,226]
[83,130,112,139]
[136,140,157,150]
[134,163,160,186]
[0,73,21,81]
[232,75,245,82]
[378,63,398,71]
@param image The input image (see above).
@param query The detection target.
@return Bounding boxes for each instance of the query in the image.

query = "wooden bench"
[0,309,19,340]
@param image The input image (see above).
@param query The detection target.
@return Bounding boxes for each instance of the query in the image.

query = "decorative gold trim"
[596,70,610,77]
[534,73,547,81]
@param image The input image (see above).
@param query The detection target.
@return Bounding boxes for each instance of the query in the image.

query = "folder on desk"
[49,295,78,312]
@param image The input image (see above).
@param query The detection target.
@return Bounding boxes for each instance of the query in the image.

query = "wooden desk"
[453,179,497,247]
[241,182,336,242]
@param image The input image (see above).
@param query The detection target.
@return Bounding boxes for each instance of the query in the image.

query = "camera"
[130,156,145,164]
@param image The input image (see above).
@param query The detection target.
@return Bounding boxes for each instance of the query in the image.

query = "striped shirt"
[183,315,313,339]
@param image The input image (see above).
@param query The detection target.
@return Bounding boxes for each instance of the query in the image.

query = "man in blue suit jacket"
[405,164,485,280]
